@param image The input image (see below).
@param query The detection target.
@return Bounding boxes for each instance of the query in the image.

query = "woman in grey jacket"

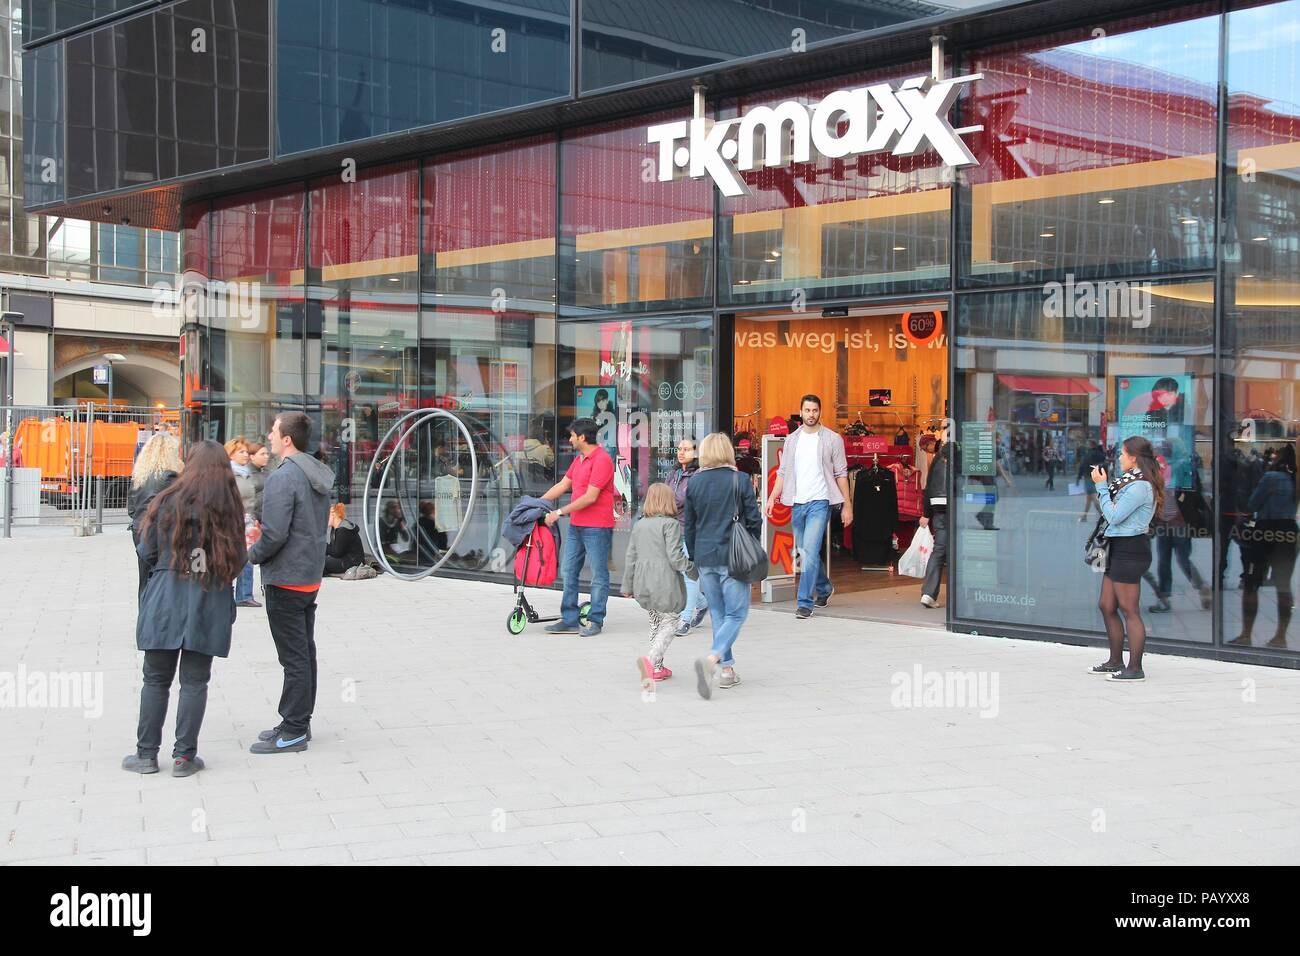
[624,483,696,687]
[125,440,247,777]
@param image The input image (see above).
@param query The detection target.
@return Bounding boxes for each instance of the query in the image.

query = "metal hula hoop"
[361,408,480,581]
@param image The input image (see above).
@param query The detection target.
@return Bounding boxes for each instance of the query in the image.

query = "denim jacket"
[1095,478,1155,537]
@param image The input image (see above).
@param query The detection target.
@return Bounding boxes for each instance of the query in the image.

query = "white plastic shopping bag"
[898,525,934,578]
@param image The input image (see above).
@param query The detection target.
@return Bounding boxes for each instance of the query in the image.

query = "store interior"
[732,302,950,626]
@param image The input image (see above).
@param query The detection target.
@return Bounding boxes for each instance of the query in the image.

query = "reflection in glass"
[276,0,570,155]
[1221,0,1300,651]
[421,136,558,576]
[960,6,1219,285]
[208,183,305,443]
[953,279,1214,644]
[62,0,269,199]
[717,62,951,306]
[579,0,997,92]
[558,316,714,585]
[560,115,713,315]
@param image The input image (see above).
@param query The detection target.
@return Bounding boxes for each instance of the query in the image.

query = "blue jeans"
[560,525,612,627]
[235,562,255,603]
[696,565,750,668]
[790,500,832,609]
[680,540,707,624]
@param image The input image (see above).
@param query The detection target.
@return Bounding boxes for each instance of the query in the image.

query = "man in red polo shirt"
[541,417,616,637]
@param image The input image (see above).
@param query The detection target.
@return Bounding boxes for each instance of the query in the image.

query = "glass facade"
[118,0,1300,663]
[579,0,999,92]
[958,6,1220,286]
[63,0,269,198]
[22,1,156,45]
[277,0,570,156]
[717,62,952,306]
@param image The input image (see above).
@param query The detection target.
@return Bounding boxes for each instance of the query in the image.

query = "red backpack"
[514,524,558,586]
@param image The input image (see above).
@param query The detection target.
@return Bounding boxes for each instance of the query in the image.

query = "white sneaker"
[920,594,938,608]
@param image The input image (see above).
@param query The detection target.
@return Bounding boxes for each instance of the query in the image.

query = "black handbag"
[1084,515,1108,572]
[727,473,769,583]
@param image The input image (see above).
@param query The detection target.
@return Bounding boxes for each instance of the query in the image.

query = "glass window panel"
[306,162,419,531]
[1222,0,1300,652]
[952,278,1214,644]
[209,183,305,414]
[560,113,713,315]
[420,137,558,575]
[21,41,63,207]
[276,0,570,156]
[960,6,1220,286]
[558,315,715,585]
[718,61,954,306]
[23,1,157,45]
[60,0,269,199]
[580,0,1000,93]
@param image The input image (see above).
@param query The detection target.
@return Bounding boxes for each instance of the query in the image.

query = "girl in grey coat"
[623,483,696,688]
[124,440,248,778]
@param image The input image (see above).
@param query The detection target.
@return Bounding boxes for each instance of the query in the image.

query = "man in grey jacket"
[247,411,334,754]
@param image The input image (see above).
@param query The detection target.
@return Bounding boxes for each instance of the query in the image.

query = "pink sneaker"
[636,656,654,687]
[652,666,673,681]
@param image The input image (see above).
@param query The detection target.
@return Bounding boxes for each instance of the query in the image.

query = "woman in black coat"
[324,503,366,575]
[684,432,763,700]
[127,432,184,602]
[124,440,247,778]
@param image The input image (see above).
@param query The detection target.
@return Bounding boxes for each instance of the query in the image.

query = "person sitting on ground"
[324,503,365,576]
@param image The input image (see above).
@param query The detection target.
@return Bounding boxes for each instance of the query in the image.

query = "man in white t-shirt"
[766,394,852,619]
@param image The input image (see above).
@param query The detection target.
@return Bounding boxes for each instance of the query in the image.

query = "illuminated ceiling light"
[1180,218,1197,224]
[737,279,752,285]
[892,245,907,252]
[1240,273,1255,278]
[1097,197,1115,205]
[770,250,781,258]
[1039,232,1055,238]
[763,256,776,263]
[1252,236,1269,242]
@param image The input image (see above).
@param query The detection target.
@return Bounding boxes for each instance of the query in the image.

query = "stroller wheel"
[578,601,592,626]
[507,608,528,635]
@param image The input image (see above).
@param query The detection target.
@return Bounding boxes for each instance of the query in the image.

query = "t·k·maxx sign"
[647,73,983,197]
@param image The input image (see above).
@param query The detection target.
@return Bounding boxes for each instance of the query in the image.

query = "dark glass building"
[22,0,1300,668]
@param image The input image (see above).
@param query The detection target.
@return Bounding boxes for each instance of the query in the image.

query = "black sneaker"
[543,621,579,634]
[172,756,205,777]
[250,731,309,754]
[121,754,159,774]
[814,587,834,608]
[1148,601,1171,614]
[1089,662,1123,675]
[795,606,812,619]
[257,725,311,743]
[689,607,708,628]
[1108,668,1146,682]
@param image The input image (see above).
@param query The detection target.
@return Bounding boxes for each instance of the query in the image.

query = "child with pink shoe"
[623,483,697,690]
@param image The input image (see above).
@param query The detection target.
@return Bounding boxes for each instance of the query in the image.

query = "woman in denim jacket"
[1091,436,1163,682]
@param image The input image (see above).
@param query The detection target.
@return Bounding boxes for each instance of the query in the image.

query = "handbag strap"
[731,471,744,523]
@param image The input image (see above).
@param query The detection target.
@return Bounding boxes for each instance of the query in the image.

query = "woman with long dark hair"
[1231,445,1297,648]
[1090,436,1163,682]
[122,440,248,777]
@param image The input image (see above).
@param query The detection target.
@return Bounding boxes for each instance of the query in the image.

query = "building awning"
[998,375,1099,395]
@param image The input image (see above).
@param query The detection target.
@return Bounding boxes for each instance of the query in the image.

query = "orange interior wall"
[732,312,948,433]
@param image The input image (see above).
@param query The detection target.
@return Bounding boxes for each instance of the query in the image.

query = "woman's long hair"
[131,433,184,489]
[1123,435,1166,515]
[140,440,246,587]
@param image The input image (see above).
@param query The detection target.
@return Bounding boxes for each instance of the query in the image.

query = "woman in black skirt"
[1090,436,1164,682]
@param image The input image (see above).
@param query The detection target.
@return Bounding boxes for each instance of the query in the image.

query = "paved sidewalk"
[2,530,1299,865]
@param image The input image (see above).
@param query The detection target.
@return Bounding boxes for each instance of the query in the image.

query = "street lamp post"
[98,353,126,535]
[103,352,126,423]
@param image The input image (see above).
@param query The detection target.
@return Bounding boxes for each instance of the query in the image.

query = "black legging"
[1099,576,1146,671]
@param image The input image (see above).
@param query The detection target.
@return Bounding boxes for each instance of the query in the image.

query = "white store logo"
[647,73,983,197]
